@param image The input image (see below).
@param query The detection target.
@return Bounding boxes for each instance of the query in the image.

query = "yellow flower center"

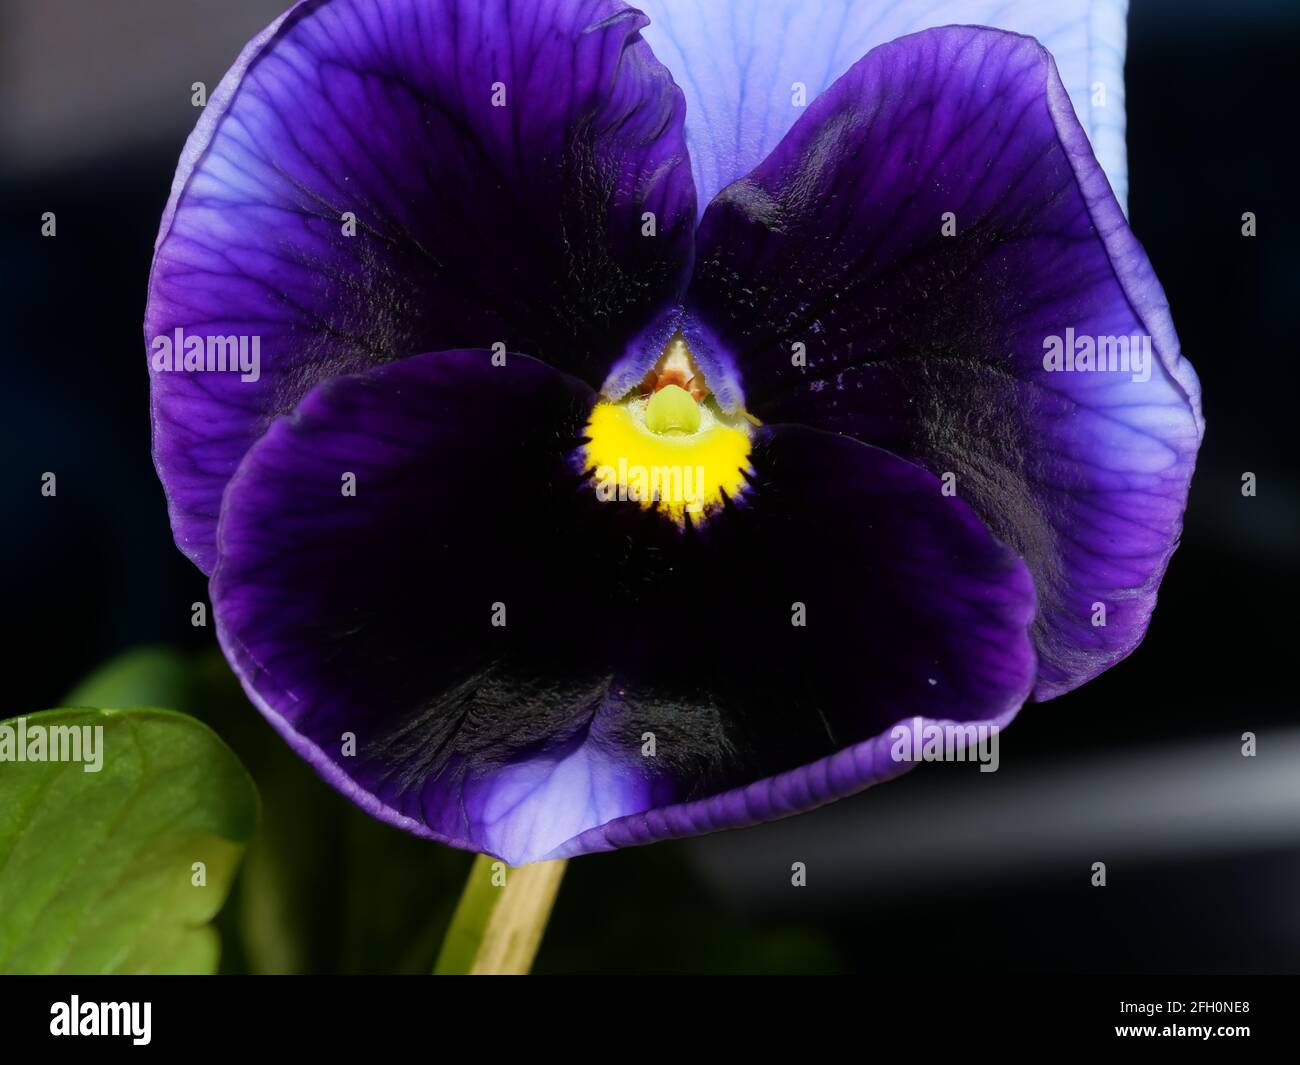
[584,335,755,523]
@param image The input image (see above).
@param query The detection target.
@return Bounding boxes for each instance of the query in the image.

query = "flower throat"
[583,332,754,523]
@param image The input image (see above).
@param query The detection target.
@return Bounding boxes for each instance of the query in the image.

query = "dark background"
[1,0,1296,973]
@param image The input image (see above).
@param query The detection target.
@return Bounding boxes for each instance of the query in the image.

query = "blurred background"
[1,0,1297,973]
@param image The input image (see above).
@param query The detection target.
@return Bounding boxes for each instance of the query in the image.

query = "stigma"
[583,333,754,524]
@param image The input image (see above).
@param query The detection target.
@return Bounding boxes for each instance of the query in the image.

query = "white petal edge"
[636,0,1129,214]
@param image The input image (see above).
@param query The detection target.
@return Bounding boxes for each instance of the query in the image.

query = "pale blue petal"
[637,0,1129,213]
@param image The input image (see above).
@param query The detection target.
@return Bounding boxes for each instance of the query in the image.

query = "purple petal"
[552,423,1038,858]
[637,0,1129,215]
[211,349,612,863]
[686,26,1202,700]
[146,0,695,572]
[212,348,1036,863]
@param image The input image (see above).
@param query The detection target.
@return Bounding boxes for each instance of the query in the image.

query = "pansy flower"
[145,0,1202,865]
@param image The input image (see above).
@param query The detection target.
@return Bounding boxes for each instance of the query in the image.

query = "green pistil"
[643,384,701,435]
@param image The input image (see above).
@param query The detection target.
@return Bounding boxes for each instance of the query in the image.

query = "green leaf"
[64,646,472,975]
[62,645,198,711]
[0,707,258,974]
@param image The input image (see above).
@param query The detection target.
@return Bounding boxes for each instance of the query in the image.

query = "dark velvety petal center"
[685,26,1202,699]
[213,350,1036,863]
[147,0,696,571]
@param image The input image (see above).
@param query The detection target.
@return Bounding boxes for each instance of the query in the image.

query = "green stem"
[433,854,567,975]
